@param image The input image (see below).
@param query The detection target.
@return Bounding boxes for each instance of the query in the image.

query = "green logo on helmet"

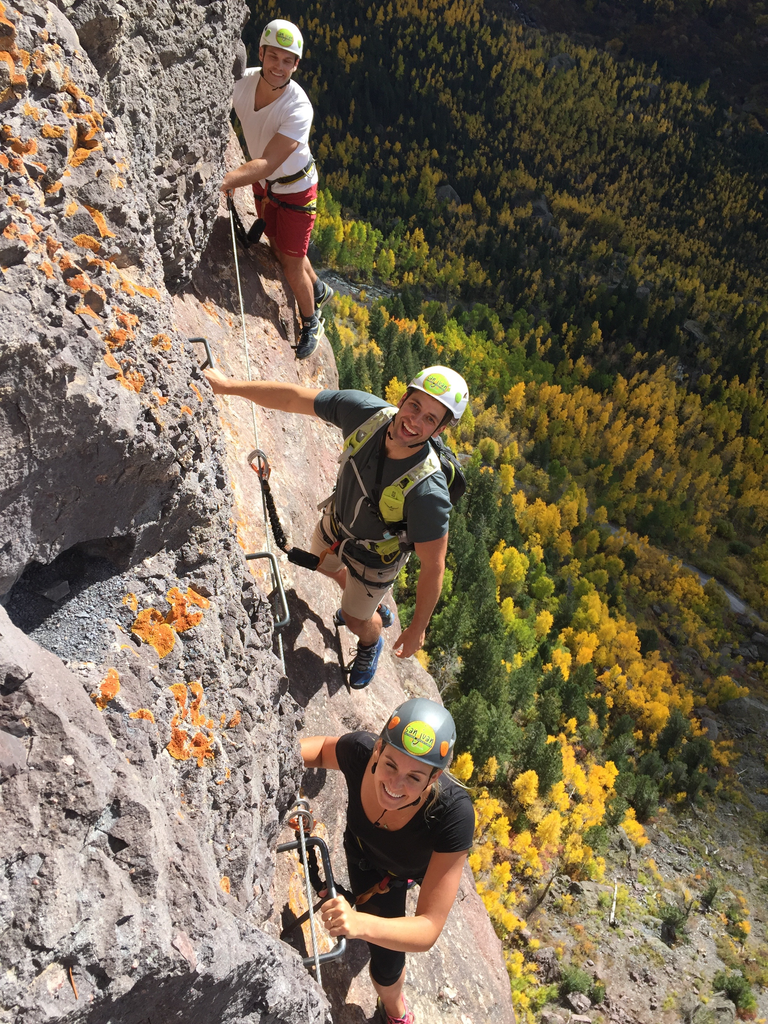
[402,721,436,757]
[276,27,295,47]
[422,373,450,397]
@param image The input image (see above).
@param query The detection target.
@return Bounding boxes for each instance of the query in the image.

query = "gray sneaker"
[296,316,322,360]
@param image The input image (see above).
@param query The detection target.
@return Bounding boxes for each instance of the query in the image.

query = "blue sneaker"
[334,605,393,629]
[349,636,384,689]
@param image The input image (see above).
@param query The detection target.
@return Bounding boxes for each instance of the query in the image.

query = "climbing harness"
[265,158,317,215]
[316,407,467,576]
[277,797,347,977]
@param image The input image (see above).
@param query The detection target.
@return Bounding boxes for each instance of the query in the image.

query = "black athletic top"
[336,731,475,880]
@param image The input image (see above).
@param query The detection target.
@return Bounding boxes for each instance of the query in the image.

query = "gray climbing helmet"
[381,697,456,770]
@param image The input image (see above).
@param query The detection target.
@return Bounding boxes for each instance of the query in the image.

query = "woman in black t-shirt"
[300,698,474,1024]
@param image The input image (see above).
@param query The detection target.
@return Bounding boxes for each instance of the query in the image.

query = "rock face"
[0,607,326,1024]
[0,2,326,1021]
[0,2,516,1021]
[54,0,248,290]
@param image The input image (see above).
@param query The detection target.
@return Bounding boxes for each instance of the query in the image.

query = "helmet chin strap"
[259,69,290,92]
[386,425,427,450]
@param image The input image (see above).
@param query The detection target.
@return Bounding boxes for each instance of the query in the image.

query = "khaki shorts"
[310,515,402,621]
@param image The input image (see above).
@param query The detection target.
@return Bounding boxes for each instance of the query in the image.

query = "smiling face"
[389,389,448,450]
[259,44,299,88]
[373,741,440,811]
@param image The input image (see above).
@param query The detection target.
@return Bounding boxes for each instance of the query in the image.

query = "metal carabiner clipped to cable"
[247,448,271,483]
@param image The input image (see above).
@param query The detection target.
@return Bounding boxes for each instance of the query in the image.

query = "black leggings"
[345,842,412,987]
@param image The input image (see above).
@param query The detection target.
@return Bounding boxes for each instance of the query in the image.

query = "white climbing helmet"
[408,366,469,426]
[260,19,304,59]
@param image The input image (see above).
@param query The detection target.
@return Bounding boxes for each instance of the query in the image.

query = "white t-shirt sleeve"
[275,98,313,143]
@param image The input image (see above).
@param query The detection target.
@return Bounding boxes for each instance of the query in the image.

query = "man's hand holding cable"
[321,894,361,939]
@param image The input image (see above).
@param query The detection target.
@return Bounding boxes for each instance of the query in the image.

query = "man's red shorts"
[252,182,317,259]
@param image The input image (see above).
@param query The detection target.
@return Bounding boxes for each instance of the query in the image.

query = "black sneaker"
[314,279,334,310]
[349,636,384,690]
[296,316,322,360]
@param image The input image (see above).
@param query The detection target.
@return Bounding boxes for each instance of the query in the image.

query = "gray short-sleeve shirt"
[314,390,451,567]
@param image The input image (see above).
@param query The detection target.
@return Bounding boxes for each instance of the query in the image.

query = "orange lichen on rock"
[152,390,169,405]
[180,405,193,416]
[167,724,191,761]
[92,668,120,710]
[189,382,203,403]
[151,333,172,351]
[75,304,100,321]
[115,308,139,331]
[190,731,214,767]
[187,588,210,607]
[133,283,160,299]
[69,141,101,167]
[38,261,54,279]
[167,722,215,767]
[228,710,241,728]
[46,235,60,257]
[65,201,78,216]
[169,682,188,716]
[165,587,204,633]
[188,681,204,722]
[129,708,155,723]
[65,273,91,293]
[73,233,101,252]
[10,137,36,155]
[120,369,144,393]
[131,608,176,657]
[83,204,115,238]
[105,328,130,350]
[220,877,231,894]
[41,124,65,138]
[122,592,138,613]
[103,351,144,393]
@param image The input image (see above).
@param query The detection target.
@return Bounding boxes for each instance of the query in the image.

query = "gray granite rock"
[54,0,248,289]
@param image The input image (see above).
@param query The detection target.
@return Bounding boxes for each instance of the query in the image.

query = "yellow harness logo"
[402,721,436,757]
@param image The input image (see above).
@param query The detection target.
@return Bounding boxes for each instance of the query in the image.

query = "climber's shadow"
[317,945,376,1023]
[186,212,290,338]
[273,589,349,707]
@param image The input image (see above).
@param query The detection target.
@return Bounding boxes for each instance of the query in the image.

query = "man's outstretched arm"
[392,533,448,659]
[203,367,320,417]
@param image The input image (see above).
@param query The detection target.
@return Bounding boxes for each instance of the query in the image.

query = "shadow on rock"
[278,589,348,707]
[184,214,289,339]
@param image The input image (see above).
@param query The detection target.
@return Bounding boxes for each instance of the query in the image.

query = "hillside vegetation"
[242,1,768,1019]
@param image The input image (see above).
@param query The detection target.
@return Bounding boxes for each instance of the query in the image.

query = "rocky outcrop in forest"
[0,3,515,1022]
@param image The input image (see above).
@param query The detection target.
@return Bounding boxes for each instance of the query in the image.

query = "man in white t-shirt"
[222,19,332,360]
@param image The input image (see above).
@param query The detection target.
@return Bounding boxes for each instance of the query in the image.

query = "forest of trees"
[241,2,767,1017]
[244,0,767,385]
